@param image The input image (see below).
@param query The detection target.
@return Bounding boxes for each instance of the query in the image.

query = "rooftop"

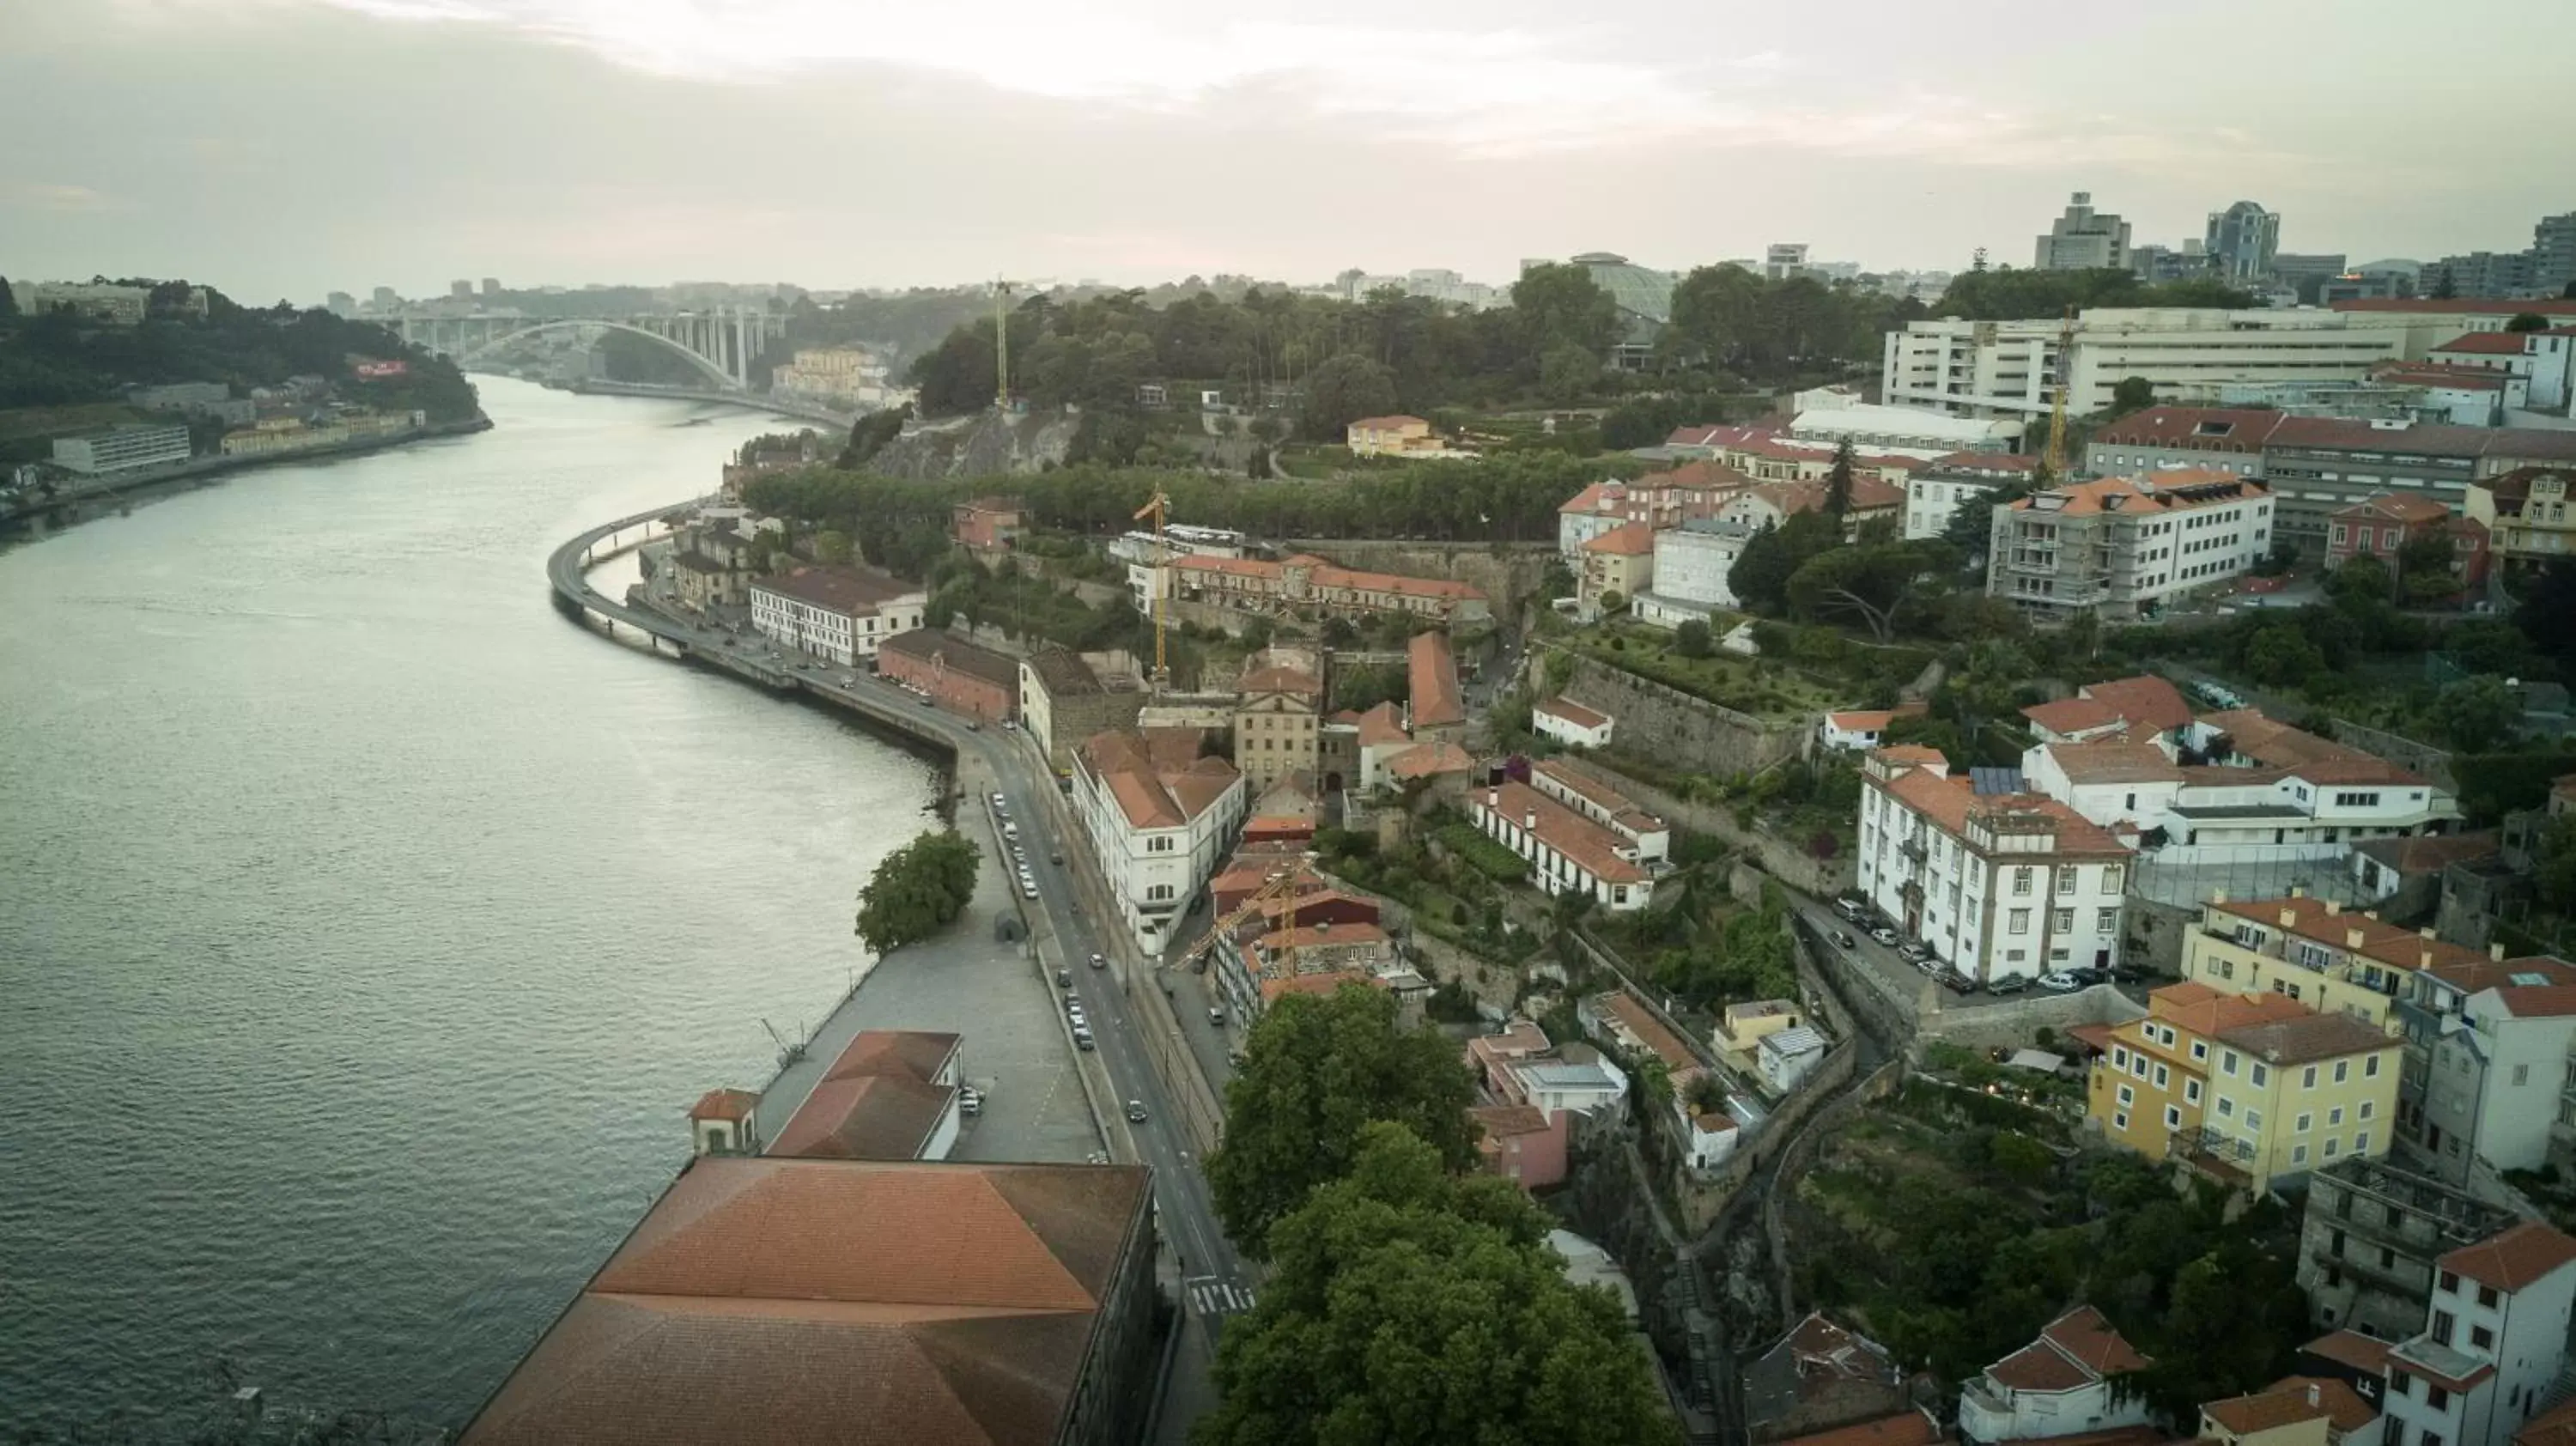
[750,564,920,616]
[1080,727,1239,831]
[2010,471,2267,518]
[768,1030,963,1161]
[1538,696,1611,731]
[1778,1413,1941,1446]
[1591,989,1702,1078]
[2090,405,2286,453]
[1583,519,1656,556]
[2439,1220,2576,1295]
[1490,779,1649,884]
[878,629,1021,689]
[1408,630,1465,730]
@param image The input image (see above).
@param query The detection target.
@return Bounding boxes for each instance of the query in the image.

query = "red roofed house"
[878,627,1022,723]
[1406,629,1466,740]
[1958,1306,2154,1445]
[1072,727,1248,954]
[2324,493,2489,593]
[1528,756,1670,864]
[2467,468,2576,577]
[686,1088,762,1157]
[2381,1221,2576,1446]
[1777,1412,1945,1446]
[1346,413,1436,457]
[1212,914,1394,1023]
[2198,1376,2380,1446]
[2398,953,2576,1187]
[1469,1103,1569,1189]
[1856,747,2133,985]
[1579,519,1657,617]
[458,1156,1160,1446]
[2518,1398,2576,1446]
[1820,702,1928,752]
[1167,551,1490,625]
[1473,778,1657,911]
[1536,695,1615,749]
[951,495,1024,552]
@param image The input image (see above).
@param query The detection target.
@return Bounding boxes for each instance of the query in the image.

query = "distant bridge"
[373,307,777,392]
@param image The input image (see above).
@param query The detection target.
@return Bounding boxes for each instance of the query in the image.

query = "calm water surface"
[0,379,935,1431]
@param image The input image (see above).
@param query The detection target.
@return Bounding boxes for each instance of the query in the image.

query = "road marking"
[1184,1277,1256,1318]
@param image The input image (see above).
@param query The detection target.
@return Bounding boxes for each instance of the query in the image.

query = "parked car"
[1090,951,1107,970]
[2111,963,2153,984]
[1208,1006,1225,1027]
[1897,941,1929,963]
[992,793,1008,811]
[958,1088,982,1116]
[1831,930,1857,951]
[1002,822,1018,839]
[1075,1033,1095,1051]
[1988,974,2033,996]
[1868,926,1899,946]
[1049,850,1063,865]
[2038,969,2087,992]
[1055,969,1072,988]
[1938,968,1978,994]
[1126,1100,1148,1123]
[1019,879,1038,899]
[1913,954,1943,975]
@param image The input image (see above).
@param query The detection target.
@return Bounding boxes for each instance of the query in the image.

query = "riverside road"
[546,506,1254,1431]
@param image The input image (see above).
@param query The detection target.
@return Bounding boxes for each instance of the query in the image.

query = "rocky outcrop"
[861,409,1079,478]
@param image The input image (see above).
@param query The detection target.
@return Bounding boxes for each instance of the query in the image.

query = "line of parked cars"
[1830,894,2141,997]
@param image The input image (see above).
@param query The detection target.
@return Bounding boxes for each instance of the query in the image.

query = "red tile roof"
[1350,414,1427,430]
[1356,700,1409,749]
[1583,519,1657,556]
[2210,896,2492,978]
[2090,406,2286,453]
[751,563,920,616]
[1827,703,1927,734]
[1484,780,1649,884]
[2044,742,2184,786]
[1408,630,1465,729]
[2439,1221,2576,1294]
[1538,696,1610,731]
[2009,471,2266,518]
[879,629,1021,689]
[2264,416,2500,459]
[769,1029,963,1160]
[688,1088,759,1123]
[2301,1329,2395,1378]
[2330,491,2454,525]
[2435,332,2543,355]
[1081,727,1240,830]
[1387,741,1476,780]
[1236,663,1322,697]
[2023,697,2124,735]
[2517,1397,2576,1446]
[1779,1411,1941,1446]
[2081,676,2193,734]
[2044,1304,2152,1376]
[1592,990,1702,1078]
[1992,1430,2165,1446]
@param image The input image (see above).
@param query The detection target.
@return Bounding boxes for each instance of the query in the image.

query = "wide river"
[0,379,938,1432]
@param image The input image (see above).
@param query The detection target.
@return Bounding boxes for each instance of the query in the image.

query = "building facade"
[2379,1224,2576,1446]
[748,566,927,667]
[1906,453,2039,540]
[1072,727,1246,953]
[2470,469,2576,574]
[1164,552,1489,624]
[52,424,191,475]
[1470,780,1657,911]
[1535,696,1614,750]
[876,629,1019,723]
[1958,1305,2154,1444]
[1885,313,2409,422]
[2182,894,2493,1036]
[2037,192,2134,271]
[1232,658,1324,792]
[2393,954,2576,1187]
[1989,471,2274,623]
[2295,1156,2523,1341]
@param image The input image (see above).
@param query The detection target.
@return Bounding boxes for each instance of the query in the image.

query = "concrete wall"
[1566,754,1854,896]
[2326,716,2458,793]
[1563,655,1809,782]
[1913,984,2146,1056]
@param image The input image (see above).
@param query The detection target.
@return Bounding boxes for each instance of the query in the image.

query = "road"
[547,512,1258,1343]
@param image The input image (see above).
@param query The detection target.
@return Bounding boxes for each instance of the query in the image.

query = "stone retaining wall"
[1914,984,2146,1055]
[1563,655,1808,781]
[1561,755,1855,897]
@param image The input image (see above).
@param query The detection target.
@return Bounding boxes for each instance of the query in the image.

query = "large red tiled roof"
[879,629,1020,689]
[1081,727,1239,830]
[1583,519,1656,556]
[461,1157,1151,1446]
[2044,1304,2151,1376]
[2081,676,2193,734]
[2518,1396,2576,1446]
[1539,696,1610,731]
[2210,896,2491,978]
[1593,990,1701,1078]
[2440,1221,2576,1294]
[2331,491,2454,525]
[1485,779,1649,884]
[752,564,920,616]
[2301,1329,2394,1378]
[1780,1411,1941,1446]
[2090,406,2285,453]
[2023,697,2124,736]
[2009,471,2266,517]
[2433,332,2534,355]
[1408,630,1465,729]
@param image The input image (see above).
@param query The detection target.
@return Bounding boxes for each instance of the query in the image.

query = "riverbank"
[0,413,495,532]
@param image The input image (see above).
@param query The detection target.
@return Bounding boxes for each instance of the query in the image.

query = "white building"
[1820,703,1927,753]
[1686,1109,1741,1170]
[1534,696,1614,750]
[52,424,191,475]
[1788,387,2024,453]
[1906,453,2040,540]
[1856,747,2133,983]
[1528,757,1670,866]
[2379,1223,2576,1446]
[1958,1305,2154,1445]
[1883,310,2412,422]
[2036,192,2133,271]
[1072,727,1247,954]
[2397,954,2576,1187]
[1990,471,2274,623]
[1470,778,1656,912]
[1510,1053,1631,1118]
[1634,518,1755,625]
[1758,1026,1828,1096]
[748,566,927,667]
[10,280,156,325]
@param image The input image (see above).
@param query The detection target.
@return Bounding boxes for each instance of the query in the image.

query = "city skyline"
[4,0,2573,303]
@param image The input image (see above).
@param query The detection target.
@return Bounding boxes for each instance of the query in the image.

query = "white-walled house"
[748,565,927,666]
[1471,780,1656,912]
[1528,758,1670,865]
[1072,728,1247,954]
[1534,696,1615,750]
[1958,1306,2155,1445]
[1820,702,1927,753]
[2397,954,2576,1187]
[1856,747,2133,982]
[2379,1223,2576,1446]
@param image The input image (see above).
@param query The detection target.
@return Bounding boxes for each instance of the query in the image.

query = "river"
[0,379,938,1433]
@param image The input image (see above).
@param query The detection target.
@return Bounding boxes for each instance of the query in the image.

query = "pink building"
[2324,492,2490,593]
[1470,1103,1569,1188]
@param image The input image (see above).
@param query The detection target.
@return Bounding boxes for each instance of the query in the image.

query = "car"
[1068,1012,1087,1030]
[965,720,981,732]
[1002,719,1017,731]
[1830,930,1857,951]
[1020,880,1038,899]
[1897,942,1929,962]
[1868,926,1899,946]
[1002,822,1018,839]
[1090,951,1106,970]
[917,694,934,707]
[2038,969,2086,992]
[1055,969,1072,988]
[1125,1100,1148,1123]
[958,1090,982,1117]
[1049,851,1063,866]
[1208,1006,1225,1026]
[2111,963,2153,984]
[1913,954,1943,975]
[1834,898,1866,921]
[991,793,1007,811]
[1988,974,2033,996]
[1938,969,1978,993]
[1075,1033,1095,1051]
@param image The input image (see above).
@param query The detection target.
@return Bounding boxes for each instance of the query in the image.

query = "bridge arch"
[453,319,740,391]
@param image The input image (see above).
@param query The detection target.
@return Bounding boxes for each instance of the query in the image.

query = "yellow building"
[2469,466,2573,572]
[2198,1375,2379,1446]
[1713,999,1805,1074]
[2180,892,2491,1034]
[1346,414,1437,457]
[2090,981,2401,1193]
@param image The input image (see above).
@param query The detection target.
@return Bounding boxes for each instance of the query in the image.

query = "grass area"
[1273,443,1351,479]
[0,401,149,442]
[1571,622,1843,720]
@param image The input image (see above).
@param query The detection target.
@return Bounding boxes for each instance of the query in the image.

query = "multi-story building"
[2393,953,2576,1188]
[951,496,1024,553]
[1578,521,1656,617]
[770,347,902,409]
[2086,406,2285,480]
[1215,916,1394,1022]
[2182,894,2494,1036]
[1232,655,1324,792]
[2324,494,2490,592]
[747,565,927,667]
[455,1157,1160,1446]
[1716,476,1905,538]
[1346,414,1443,458]
[2258,418,2496,556]
[2470,469,2576,574]
[1905,453,2040,540]
[1957,1304,2154,1444]
[875,629,1019,724]
[2295,1156,2525,1340]
[1020,648,1145,773]
[2092,981,2401,1193]
[1534,696,1614,749]
[2036,192,2134,271]
[1406,629,1466,741]
[9,280,154,325]
[1558,461,1754,556]
[1071,726,1246,953]
[1633,518,1757,629]
[1470,779,1657,912]
[1988,471,2274,623]
[1527,757,1670,865]
[1163,552,1489,625]
[2379,1223,2576,1446]
[1856,746,2133,982]
[1884,312,2409,422]
[2208,202,2283,284]
[51,423,191,475]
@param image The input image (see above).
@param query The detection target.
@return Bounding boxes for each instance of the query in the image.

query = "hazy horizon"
[5,0,2572,305]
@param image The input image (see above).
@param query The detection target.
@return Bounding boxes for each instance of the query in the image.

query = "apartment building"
[1232,655,1324,792]
[1988,471,2274,623]
[2470,469,2576,574]
[2379,1223,2576,1446]
[1470,779,1657,912]
[1855,747,2133,983]
[1071,727,1247,953]
[748,565,927,667]
[1634,517,1758,628]
[2182,894,2494,1035]
[2037,192,2134,270]
[1164,553,1490,624]
[1884,311,2407,422]
[51,423,192,475]
[2295,1156,2524,1341]
[1579,521,1656,616]
[2086,407,2285,480]
[2089,981,2399,1193]
[2393,953,2576,1188]
[1557,460,1753,556]
[2258,419,2496,556]
[1906,453,2041,540]
[1213,915,1394,1022]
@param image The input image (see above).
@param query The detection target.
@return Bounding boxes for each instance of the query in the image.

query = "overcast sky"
[4,0,2570,304]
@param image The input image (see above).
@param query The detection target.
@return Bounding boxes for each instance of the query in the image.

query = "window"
[2335,1060,2349,1084]
[2297,1113,2313,1133]
[2165,1104,2181,1129]
[2103,865,2123,892]
[2217,1097,2236,1118]
[2057,869,2076,896]
[1146,884,1174,902]
[2014,866,2033,896]
[2251,1062,2269,1087]
[2354,1130,2370,1152]
[2439,1269,2459,1293]
[2514,1064,2532,1086]
[2428,1381,2451,1410]
[2329,1106,2344,1127]
[2154,1064,2169,1089]
[2432,1311,2457,1347]
[2114,1110,2129,1130]
[2113,1045,2129,1070]
[2304,1066,2318,1090]
[2186,1079,2202,1104]
[2293,1144,2308,1164]
[2010,908,2032,935]
[2192,1041,2208,1061]
[2222,1051,2239,1076]
[2478,1285,2500,1309]
[1145,835,1176,854]
[2359,1101,2372,1120]
[2117,1084,2135,1106]
[2367,1054,2382,1078]
[2472,1325,2495,1351]
[2390,1370,2412,1399]
[2098,908,2117,933]
[2055,908,2075,933]
[2246,1109,2263,1131]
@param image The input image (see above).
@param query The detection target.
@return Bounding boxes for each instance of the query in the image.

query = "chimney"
[2306,1385,2320,1409]
[2492,943,2507,961]
[2280,907,2299,927]
[2420,927,2437,940]
[2421,948,2433,969]
[1524,809,1538,831]
[2213,890,2230,905]
[2348,928,2366,951]
[2324,900,2341,918]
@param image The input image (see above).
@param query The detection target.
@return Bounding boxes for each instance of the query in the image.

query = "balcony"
[1900,836,1928,863]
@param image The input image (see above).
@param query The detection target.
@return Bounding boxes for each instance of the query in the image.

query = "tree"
[2109,375,2157,416]
[1941,481,2028,563]
[2433,674,2522,752]
[1729,509,1844,615]
[1301,353,1400,439]
[0,273,15,320]
[2325,555,2396,607]
[1785,540,1952,643]
[1597,588,1625,614]
[2240,620,2326,687]
[853,829,981,955]
[2431,265,2459,301]
[2537,814,2576,914]
[2515,559,2576,666]
[1540,342,1600,404]
[1674,618,1713,658]
[812,529,852,564]
[2507,312,2549,333]
[2396,528,2462,604]
[1205,985,1479,1257]
[1199,1122,1682,1446]
[1824,438,1856,517]
[1510,263,1621,364]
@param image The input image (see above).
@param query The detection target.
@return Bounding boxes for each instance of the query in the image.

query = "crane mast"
[2044,305,2076,481]
[1133,489,1173,691]
[993,277,1013,412]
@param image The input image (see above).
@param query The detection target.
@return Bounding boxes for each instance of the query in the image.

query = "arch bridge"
[374,308,777,392]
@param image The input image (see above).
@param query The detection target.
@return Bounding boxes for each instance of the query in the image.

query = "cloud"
[11,183,125,214]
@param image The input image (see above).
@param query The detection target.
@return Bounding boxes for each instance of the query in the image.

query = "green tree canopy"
[1540,342,1601,404]
[1728,509,1844,615]
[1205,985,1479,1257]
[854,829,981,955]
[1197,1121,1680,1446]
[1824,438,1856,516]
[1301,353,1401,438]
[811,529,852,564]
[2434,675,2524,752]
[1509,263,1621,362]
[2110,375,2157,415]
[1673,618,1713,658]
[2507,312,2549,333]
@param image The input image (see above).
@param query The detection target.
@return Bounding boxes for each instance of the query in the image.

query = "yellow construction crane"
[1133,488,1173,690]
[993,277,1015,412]
[2044,304,2076,481]
[1176,860,1311,978]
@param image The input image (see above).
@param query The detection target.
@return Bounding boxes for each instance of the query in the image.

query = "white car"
[1019,878,1038,899]
[991,793,1008,811]
[2038,969,2087,993]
